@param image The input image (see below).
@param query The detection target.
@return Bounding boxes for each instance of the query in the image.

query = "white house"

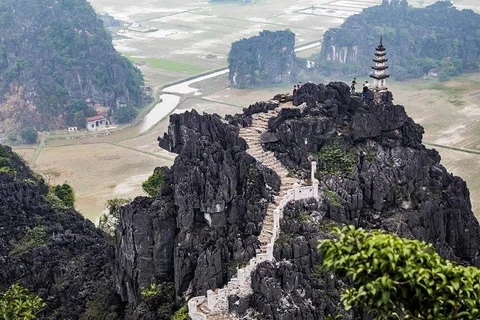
[86,115,108,131]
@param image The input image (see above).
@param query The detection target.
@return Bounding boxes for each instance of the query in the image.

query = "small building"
[87,115,108,131]
[370,36,390,90]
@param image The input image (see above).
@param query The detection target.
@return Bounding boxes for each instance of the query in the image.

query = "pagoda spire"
[370,36,389,90]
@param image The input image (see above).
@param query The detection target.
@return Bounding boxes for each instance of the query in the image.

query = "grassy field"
[125,55,209,74]
[12,0,478,222]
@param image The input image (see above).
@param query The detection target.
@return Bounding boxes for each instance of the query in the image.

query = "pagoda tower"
[370,36,390,90]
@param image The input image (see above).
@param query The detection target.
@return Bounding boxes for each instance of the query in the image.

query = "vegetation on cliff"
[0,0,144,133]
[0,144,123,319]
[228,30,297,87]
[321,226,480,319]
[315,0,480,80]
[142,167,165,197]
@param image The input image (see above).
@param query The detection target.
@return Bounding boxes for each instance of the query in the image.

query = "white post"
[311,161,317,182]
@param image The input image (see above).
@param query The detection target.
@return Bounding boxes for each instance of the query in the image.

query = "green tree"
[319,226,480,319]
[73,111,87,128]
[20,127,38,144]
[171,305,188,320]
[0,283,46,319]
[142,168,164,197]
[113,106,137,123]
[53,183,75,208]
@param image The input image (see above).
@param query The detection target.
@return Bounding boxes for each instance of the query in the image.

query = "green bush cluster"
[0,145,16,176]
[142,168,165,197]
[20,127,38,144]
[45,183,75,209]
[319,226,480,319]
[114,106,138,124]
[170,305,188,320]
[317,139,356,177]
[53,183,75,209]
[140,283,160,299]
[0,283,46,320]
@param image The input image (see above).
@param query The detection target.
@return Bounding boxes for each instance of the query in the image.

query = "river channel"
[136,42,321,135]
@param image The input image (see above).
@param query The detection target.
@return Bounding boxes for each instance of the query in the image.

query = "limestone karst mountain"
[316,0,480,80]
[0,0,144,134]
[1,81,479,319]
[228,30,297,88]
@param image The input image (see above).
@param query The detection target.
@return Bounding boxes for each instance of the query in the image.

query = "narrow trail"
[238,104,300,251]
[191,102,304,320]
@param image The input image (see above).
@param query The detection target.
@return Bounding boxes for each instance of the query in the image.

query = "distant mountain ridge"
[315,0,480,80]
[0,0,144,134]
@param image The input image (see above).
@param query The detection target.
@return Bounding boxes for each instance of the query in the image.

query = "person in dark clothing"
[293,85,297,95]
[351,77,357,93]
[362,84,369,99]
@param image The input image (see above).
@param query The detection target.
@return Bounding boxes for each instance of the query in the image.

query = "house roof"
[86,115,105,122]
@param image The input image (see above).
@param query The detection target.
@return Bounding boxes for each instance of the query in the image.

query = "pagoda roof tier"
[375,47,386,52]
[371,65,389,71]
[375,52,386,56]
[370,74,390,80]
[373,57,388,63]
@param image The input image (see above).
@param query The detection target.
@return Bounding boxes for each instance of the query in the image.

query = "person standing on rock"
[351,78,357,93]
[293,85,297,95]
[362,83,369,99]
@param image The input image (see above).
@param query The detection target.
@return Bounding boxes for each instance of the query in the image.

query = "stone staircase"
[188,102,318,320]
[238,106,300,252]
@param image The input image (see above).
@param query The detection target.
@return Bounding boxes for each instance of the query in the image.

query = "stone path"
[189,102,306,320]
[238,105,299,251]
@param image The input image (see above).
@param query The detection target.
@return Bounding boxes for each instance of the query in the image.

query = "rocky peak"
[115,81,480,319]
[116,109,281,309]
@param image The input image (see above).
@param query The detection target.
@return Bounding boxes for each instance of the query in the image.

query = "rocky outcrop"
[228,30,297,88]
[0,145,123,319]
[116,81,480,319]
[231,82,480,319]
[115,110,280,309]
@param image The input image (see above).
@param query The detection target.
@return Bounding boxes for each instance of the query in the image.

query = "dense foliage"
[142,168,165,197]
[0,283,46,320]
[228,30,297,87]
[0,0,144,131]
[316,138,357,177]
[319,226,480,319]
[139,282,178,319]
[53,183,75,209]
[315,0,480,80]
[19,127,38,144]
[114,106,138,123]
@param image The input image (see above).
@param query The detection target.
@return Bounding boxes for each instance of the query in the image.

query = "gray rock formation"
[0,145,123,319]
[230,82,480,319]
[115,81,480,319]
[115,110,280,310]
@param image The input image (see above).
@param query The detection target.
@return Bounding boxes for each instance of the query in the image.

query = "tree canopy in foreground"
[319,225,480,319]
[0,283,45,319]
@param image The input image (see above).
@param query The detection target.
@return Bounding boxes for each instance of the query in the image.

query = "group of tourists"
[292,82,302,95]
[351,78,371,99]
